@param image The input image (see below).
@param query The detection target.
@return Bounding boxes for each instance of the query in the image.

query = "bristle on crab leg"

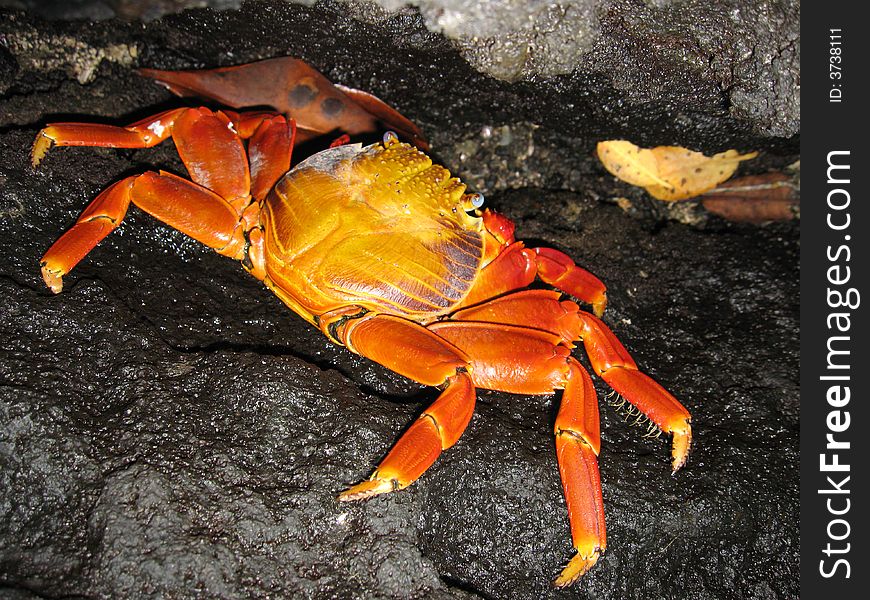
[578,313,692,471]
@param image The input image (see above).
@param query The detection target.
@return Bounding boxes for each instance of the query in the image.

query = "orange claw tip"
[31,131,53,168]
[670,422,692,474]
[592,292,607,318]
[337,477,397,502]
[554,549,602,588]
[41,264,64,294]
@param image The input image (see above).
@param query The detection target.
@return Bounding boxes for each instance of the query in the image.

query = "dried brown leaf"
[701,173,799,222]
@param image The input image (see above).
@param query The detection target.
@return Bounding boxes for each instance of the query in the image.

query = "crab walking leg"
[32,108,294,208]
[459,209,607,316]
[339,373,475,500]
[39,178,134,293]
[533,247,608,318]
[554,362,606,586]
[246,116,295,202]
[425,321,608,584]
[40,172,247,293]
[32,107,254,201]
[454,291,691,470]
[31,108,187,167]
[334,314,477,500]
[164,108,297,210]
[452,289,583,346]
[139,58,381,138]
[34,107,302,292]
[167,108,251,207]
[578,313,692,471]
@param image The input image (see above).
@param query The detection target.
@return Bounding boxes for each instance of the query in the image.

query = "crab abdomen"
[262,141,485,322]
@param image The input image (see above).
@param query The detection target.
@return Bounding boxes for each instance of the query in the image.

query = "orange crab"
[31,60,691,587]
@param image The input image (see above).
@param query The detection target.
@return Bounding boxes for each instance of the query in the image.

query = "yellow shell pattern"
[262,138,485,323]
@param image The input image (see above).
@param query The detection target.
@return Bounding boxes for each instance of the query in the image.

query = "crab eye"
[382,131,399,146]
[462,193,485,212]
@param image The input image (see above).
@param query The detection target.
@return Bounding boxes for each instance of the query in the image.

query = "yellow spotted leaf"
[597,140,758,201]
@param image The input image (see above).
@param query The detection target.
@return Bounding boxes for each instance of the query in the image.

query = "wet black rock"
[0,2,798,599]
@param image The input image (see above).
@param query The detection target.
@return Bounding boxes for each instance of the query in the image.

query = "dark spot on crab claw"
[288,83,318,108]
[321,97,345,118]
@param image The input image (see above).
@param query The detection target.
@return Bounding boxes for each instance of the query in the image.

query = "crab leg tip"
[554,549,601,588]
[337,477,397,502]
[592,293,607,318]
[31,132,53,168]
[670,423,692,474]
[40,265,64,294]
